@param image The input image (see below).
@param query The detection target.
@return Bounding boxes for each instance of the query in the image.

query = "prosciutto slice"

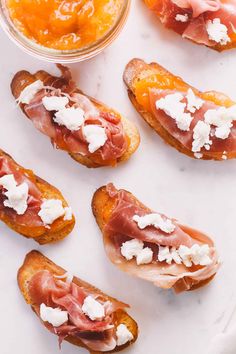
[146,0,236,47]
[103,184,219,293]
[149,89,236,154]
[22,67,127,162]
[28,270,126,351]
[0,153,43,227]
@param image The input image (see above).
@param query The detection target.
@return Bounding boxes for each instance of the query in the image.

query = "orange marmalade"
[6,0,123,51]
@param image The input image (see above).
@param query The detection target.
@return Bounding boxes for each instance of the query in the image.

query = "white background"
[1,1,236,353]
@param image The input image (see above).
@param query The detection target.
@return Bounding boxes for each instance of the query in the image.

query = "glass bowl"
[0,0,131,63]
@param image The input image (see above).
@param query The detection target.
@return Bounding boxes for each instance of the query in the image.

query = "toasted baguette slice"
[18,251,138,353]
[92,185,218,293]
[11,67,140,168]
[0,149,75,244]
[123,58,236,161]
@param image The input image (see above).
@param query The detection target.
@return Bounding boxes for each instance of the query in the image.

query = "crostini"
[18,251,138,352]
[144,0,236,51]
[92,184,220,293]
[11,65,140,168]
[124,58,236,160]
[0,149,75,244]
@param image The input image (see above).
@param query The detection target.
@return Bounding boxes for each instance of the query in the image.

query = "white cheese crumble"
[0,174,29,215]
[194,152,203,159]
[42,96,69,111]
[120,239,144,261]
[204,105,236,140]
[222,151,228,160]
[17,80,44,104]
[40,303,68,327]
[158,246,182,265]
[116,324,134,346]
[133,213,175,234]
[82,296,105,321]
[83,125,108,153]
[121,239,153,265]
[192,121,212,152]
[186,89,204,114]
[206,18,230,45]
[156,93,192,131]
[136,247,154,265]
[38,199,72,225]
[54,107,85,131]
[63,206,73,220]
[175,13,189,22]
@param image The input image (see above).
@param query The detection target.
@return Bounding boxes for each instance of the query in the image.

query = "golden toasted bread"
[92,185,217,293]
[11,67,140,168]
[0,149,75,244]
[123,58,236,161]
[18,251,138,353]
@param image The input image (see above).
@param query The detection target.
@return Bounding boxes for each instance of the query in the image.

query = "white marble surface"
[1,1,236,354]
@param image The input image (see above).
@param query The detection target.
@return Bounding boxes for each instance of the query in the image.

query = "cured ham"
[144,0,236,50]
[11,65,130,167]
[92,184,220,293]
[0,151,43,227]
[0,150,74,244]
[18,251,138,352]
[123,58,236,160]
[28,270,125,350]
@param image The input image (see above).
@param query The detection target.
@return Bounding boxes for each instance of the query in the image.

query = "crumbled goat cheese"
[175,13,189,22]
[186,89,204,114]
[42,96,69,111]
[222,151,228,160]
[54,107,85,131]
[156,93,192,131]
[17,80,44,104]
[38,199,71,225]
[206,18,230,45]
[40,303,68,327]
[136,247,154,265]
[178,244,212,267]
[83,125,107,153]
[116,324,134,346]
[0,174,29,215]
[158,246,182,265]
[204,105,236,139]
[133,213,175,234]
[82,296,105,321]
[158,244,212,267]
[121,239,153,265]
[194,152,203,159]
[63,206,73,221]
[120,239,144,261]
[192,120,212,152]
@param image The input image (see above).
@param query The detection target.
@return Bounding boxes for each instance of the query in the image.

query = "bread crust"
[11,69,140,168]
[123,58,236,161]
[92,185,216,293]
[18,250,138,353]
[0,149,75,244]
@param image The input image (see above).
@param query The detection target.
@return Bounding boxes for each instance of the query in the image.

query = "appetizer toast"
[143,0,236,51]
[11,65,140,168]
[92,184,220,293]
[124,58,236,160]
[18,251,138,353]
[0,149,75,244]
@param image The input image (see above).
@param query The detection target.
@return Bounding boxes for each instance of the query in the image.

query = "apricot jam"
[134,72,234,112]
[6,0,123,51]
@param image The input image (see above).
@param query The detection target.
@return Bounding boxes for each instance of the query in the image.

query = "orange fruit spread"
[6,0,123,50]
[134,72,234,112]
